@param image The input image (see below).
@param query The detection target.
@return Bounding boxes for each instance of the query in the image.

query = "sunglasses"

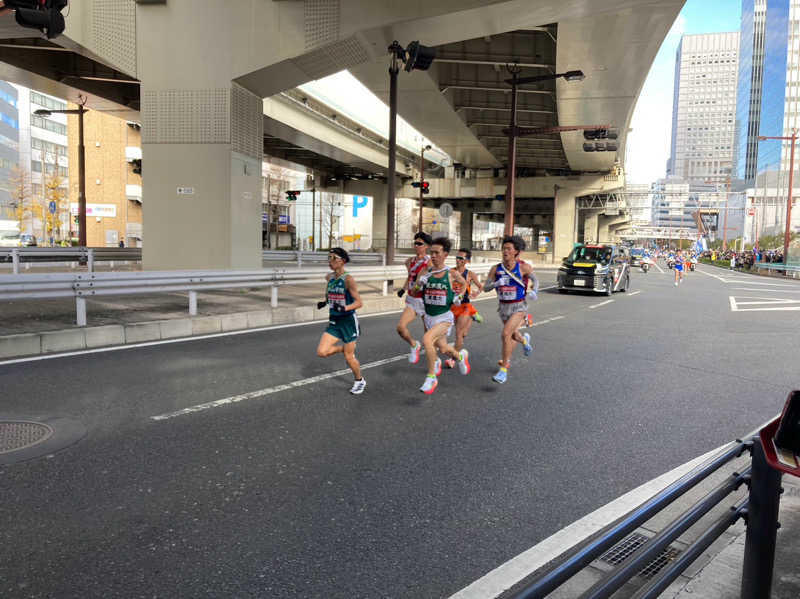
[414,241,426,246]
[455,256,467,261]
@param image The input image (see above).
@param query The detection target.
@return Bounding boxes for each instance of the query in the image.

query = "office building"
[668,32,740,185]
[735,0,789,184]
[0,81,19,219]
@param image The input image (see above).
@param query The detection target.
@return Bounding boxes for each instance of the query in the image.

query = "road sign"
[48,201,56,214]
[439,202,454,218]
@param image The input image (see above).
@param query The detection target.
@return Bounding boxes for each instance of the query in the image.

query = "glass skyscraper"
[735,0,789,183]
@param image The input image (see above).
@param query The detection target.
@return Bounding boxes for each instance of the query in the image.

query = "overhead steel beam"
[435,58,552,69]
[440,85,552,95]
[455,105,554,114]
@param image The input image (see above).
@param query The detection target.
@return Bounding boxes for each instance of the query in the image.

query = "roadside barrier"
[752,262,800,278]
[513,419,788,599]
[0,247,142,274]
[0,263,494,327]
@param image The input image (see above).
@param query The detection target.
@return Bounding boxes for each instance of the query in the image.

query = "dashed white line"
[628,290,642,297]
[589,299,614,309]
[653,262,665,274]
[151,354,409,420]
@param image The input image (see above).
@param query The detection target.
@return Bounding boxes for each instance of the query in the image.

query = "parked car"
[557,243,630,296]
[18,233,37,247]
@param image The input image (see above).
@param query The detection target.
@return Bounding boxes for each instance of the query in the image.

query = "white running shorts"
[405,295,426,317]
[423,311,455,336]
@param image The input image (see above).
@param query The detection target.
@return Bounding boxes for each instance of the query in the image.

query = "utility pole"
[758,130,797,265]
[418,144,431,233]
[386,42,402,265]
[722,177,731,252]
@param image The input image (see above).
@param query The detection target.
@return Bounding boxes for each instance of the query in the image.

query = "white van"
[0,220,21,247]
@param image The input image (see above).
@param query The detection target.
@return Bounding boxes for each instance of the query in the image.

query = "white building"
[668,32,740,185]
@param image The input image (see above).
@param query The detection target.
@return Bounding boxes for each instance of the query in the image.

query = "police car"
[557,243,630,296]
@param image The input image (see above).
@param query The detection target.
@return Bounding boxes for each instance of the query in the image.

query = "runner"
[445,248,483,369]
[674,248,685,286]
[315,248,366,395]
[396,232,432,364]
[483,235,538,384]
[414,237,470,395]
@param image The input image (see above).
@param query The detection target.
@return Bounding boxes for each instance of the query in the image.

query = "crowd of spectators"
[701,248,784,270]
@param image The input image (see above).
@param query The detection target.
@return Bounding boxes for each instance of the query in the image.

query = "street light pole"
[386,42,402,265]
[502,69,585,236]
[418,144,431,233]
[759,131,797,265]
[35,97,87,247]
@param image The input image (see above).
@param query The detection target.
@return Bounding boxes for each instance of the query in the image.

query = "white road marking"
[653,262,665,274]
[695,268,729,282]
[628,290,642,297]
[729,296,800,312]
[151,354,410,420]
[447,442,733,599]
[729,296,738,312]
[589,300,614,309]
[732,287,800,293]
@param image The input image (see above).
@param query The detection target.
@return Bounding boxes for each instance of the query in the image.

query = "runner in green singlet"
[315,247,366,394]
[414,237,470,395]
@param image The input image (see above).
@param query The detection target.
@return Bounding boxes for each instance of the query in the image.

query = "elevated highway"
[0,0,685,267]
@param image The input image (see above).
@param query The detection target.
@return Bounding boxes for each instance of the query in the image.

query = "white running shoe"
[434,358,442,376]
[674,281,679,286]
[457,349,471,375]
[408,341,422,364]
[420,375,438,395]
[523,333,532,356]
[349,378,366,395]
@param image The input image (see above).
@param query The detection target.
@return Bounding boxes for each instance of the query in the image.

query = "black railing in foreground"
[514,430,783,599]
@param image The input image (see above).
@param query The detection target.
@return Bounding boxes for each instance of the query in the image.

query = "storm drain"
[0,421,54,454]
[599,532,682,580]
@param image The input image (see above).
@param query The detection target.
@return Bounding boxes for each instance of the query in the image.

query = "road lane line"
[732,287,800,292]
[151,354,409,420]
[628,290,642,297]
[729,296,738,312]
[653,262,665,274]
[589,300,614,309]
[447,443,733,599]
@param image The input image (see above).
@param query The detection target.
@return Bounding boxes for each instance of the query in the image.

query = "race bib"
[497,285,518,301]
[424,288,448,306]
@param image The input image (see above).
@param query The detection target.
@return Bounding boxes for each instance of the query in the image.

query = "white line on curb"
[447,444,729,599]
[589,299,614,309]
[151,354,409,420]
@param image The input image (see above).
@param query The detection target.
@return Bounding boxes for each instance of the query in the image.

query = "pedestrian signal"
[421,181,430,195]
[285,190,300,201]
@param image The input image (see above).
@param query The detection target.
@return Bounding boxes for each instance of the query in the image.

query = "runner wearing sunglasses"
[396,232,432,364]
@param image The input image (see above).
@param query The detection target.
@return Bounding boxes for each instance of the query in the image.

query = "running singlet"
[423,269,454,316]
[406,255,430,298]
[494,261,528,303]
[459,268,471,304]
[326,272,354,317]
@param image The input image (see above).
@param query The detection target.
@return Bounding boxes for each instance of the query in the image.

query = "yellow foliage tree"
[8,164,31,232]
[45,174,68,242]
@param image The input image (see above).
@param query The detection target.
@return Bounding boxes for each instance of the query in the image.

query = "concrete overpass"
[0,0,685,268]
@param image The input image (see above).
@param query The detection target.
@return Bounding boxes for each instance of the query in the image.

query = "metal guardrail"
[261,250,386,266]
[0,247,142,274]
[0,263,495,327]
[513,425,784,599]
[752,262,800,278]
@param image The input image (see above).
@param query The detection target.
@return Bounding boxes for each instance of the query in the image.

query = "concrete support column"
[599,215,630,243]
[583,212,599,244]
[459,208,474,250]
[138,8,263,270]
[554,187,577,260]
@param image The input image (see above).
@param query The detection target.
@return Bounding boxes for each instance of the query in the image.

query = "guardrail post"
[76,297,87,327]
[189,291,198,316]
[11,248,19,274]
[271,285,278,308]
[87,248,94,272]
[740,438,782,599]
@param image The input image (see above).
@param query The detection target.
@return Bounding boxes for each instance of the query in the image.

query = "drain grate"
[0,421,54,454]
[599,532,682,580]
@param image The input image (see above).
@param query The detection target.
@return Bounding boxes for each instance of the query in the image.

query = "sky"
[625,0,743,184]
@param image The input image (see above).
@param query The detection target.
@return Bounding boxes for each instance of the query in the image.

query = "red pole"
[784,130,796,265]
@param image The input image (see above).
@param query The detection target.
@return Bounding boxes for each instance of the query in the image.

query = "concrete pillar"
[459,208,474,250]
[554,187,577,260]
[583,212,599,244]
[599,214,630,243]
[138,9,263,270]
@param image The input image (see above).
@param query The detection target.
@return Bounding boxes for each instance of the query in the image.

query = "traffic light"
[404,41,436,72]
[131,158,142,175]
[73,215,79,225]
[421,181,430,195]
[583,128,619,140]
[4,0,68,39]
[285,190,300,201]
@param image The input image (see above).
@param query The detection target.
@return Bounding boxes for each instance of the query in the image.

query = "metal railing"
[0,247,142,274]
[0,263,495,327]
[261,250,386,266]
[513,425,783,599]
[752,262,800,278]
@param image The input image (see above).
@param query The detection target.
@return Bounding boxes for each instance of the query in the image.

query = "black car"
[557,243,630,296]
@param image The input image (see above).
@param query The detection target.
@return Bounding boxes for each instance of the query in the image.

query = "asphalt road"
[1,264,798,599]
